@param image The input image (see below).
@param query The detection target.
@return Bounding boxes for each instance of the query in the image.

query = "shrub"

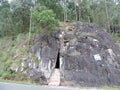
[32,10,60,35]
[2,71,16,80]
[0,63,16,80]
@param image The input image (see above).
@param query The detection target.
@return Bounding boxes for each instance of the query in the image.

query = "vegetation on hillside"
[0,34,33,81]
[0,0,120,86]
[32,10,59,35]
[0,0,120,37]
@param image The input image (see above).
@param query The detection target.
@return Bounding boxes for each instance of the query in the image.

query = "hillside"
[26,22,120,86]
[0,33,35,82]
[0,23,120,87]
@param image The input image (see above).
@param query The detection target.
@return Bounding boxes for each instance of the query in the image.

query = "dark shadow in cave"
[55,52,60,68]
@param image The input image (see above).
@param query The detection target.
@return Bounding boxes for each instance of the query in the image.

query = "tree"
[10,0,32,33]
[80,0,91,22]
[32,10,59,35]
[37,0,64,21]
[0,0,120,37]
[105,0,110,32]
[0,0,12,37]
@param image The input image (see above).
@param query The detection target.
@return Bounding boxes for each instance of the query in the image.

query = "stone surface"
[27,22,120,86]
[48,69,60,86]
[27,34,60,84]
[60,22,120,86]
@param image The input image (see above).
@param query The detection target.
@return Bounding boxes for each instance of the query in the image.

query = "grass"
[113,33,120,47]
[80,32,95,38]
[0,33,36,81]
[0,77,40,86]
[0,31,120,89]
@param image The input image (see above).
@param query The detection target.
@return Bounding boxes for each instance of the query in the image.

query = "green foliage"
[0,63,7,77]
[32,10,60,35]
[37,0,64,20]
[0,33,35,81]
[2,71,16,80]
[0,61,16,80]
[113,33,120,47]
[0,0,120,84]
[0,1,12,37]
[15,72,28,81]
[0,0,120,37]
[80,0,91,22]
[10,0,31,33]
[32,54,39,68]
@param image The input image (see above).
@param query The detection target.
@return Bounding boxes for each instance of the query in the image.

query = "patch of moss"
[66,31,73,34]
[42,41,47,46]
[32,54,39,68]
[68,51,81,56]
[70,38,77,43]
[81,32,95,38]
[113,33,120,47]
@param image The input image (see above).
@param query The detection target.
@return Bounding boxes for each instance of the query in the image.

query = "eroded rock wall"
[59,22,120,86]
[27,34,60,84]
[27,22,120,86]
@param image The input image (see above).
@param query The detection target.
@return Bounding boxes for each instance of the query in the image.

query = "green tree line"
[0,0,120,38]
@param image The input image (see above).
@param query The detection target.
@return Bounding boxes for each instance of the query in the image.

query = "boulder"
[27,22,120,86]
[60,22,120,86]
[27,34,60,84]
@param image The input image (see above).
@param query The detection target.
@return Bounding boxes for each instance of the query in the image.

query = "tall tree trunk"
[74,1,77,21]
[22,15,25,33]
[105,0,110,32]
[21,0,26,33]
[78,0,81,21]
[8,13,14,40]
[91,0,94,23]
[28,7,32,50]
[64,0,67,22]
[74,0,80,21]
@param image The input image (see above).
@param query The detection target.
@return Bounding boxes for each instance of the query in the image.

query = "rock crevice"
[27,22,120,86]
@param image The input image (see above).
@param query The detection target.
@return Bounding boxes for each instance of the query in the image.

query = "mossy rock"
[31,54,39,68]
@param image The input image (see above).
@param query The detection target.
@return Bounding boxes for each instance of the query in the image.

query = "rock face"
[27,34,60,84]
[27,22,120,86]
[60,22,120,86]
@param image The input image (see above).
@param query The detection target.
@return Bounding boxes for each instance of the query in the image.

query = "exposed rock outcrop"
[27,34,60,84]
[60,22,120,86]
[27,22,120,86]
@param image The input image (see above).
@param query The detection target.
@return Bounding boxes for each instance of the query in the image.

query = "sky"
[8,0,12,3]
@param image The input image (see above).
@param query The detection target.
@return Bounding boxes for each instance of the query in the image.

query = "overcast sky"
[8,0,12,3]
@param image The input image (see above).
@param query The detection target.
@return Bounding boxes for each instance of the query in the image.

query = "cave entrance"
[55,52,60,68]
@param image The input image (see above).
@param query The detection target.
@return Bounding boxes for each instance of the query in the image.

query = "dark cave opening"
[55,52,60,68]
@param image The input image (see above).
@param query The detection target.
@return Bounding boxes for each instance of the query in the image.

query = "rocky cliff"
[27,22,120,86]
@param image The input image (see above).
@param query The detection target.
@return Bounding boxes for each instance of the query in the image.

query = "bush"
[32,10,60,34]
[0,63,16,80]
[0,63,9,76]
[2,71,16,80]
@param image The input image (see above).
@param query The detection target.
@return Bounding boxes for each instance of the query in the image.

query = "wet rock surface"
[27,22,120,86]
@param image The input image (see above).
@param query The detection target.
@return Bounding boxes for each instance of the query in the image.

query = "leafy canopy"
[32,10,59,34]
